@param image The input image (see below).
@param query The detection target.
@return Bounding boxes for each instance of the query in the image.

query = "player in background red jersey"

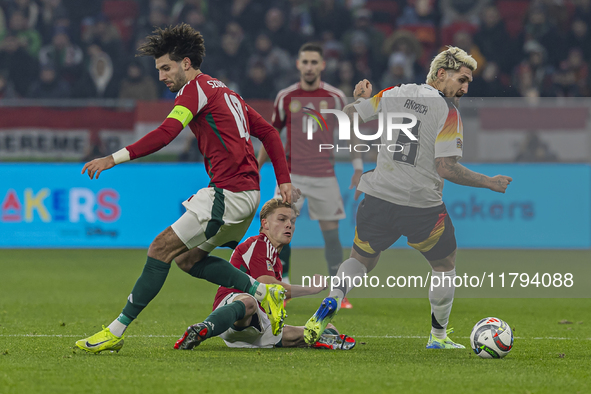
[76,24,293,354]
[258,43,361,309]
[174,198,355,350]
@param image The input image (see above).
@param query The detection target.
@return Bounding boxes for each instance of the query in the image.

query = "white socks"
[328,257,367,312]
[107,319,128,338]
[429,268,456,339]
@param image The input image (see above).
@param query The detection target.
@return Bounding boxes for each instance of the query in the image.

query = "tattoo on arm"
[435,157,490,188]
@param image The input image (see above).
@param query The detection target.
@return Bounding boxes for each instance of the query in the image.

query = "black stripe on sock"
[431,312,444,329]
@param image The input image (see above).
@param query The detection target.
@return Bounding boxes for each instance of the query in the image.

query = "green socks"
[203,300,246,337]
[121,257,171,320]
[187,255,260,296]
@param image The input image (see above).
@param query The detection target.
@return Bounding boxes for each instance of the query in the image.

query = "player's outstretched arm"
[257,274,326,300]
[435,156,512,193]
[81,155,116,180]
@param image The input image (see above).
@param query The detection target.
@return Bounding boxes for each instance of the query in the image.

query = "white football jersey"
[354,84,463,208]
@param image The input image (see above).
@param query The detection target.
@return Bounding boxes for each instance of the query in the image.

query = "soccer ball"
[470,317,513,359]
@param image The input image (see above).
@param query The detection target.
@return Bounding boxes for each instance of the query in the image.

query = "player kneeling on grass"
[174,198,355,350]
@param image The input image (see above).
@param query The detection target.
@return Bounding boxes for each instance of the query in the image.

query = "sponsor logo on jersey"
[266,259,274,271]
[456,138,463,149]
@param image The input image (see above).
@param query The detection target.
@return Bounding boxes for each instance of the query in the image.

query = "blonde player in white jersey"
[302,47,513,348]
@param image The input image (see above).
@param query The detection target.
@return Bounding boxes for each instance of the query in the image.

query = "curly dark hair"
[137,23,205,69]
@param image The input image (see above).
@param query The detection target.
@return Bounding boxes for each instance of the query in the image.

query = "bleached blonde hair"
[426,46,477,83]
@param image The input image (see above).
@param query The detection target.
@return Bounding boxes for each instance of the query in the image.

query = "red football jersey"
[125,73,290,191]
[272,82,347,177]
[213,233,283,311]
[174,74,261,191]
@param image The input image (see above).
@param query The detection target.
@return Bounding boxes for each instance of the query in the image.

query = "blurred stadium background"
[1,0,590,249]
[1,2,591,392]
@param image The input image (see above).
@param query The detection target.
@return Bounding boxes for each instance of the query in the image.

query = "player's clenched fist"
[489,175,513,193]
[354,79,372,100]
[81,155,116,180]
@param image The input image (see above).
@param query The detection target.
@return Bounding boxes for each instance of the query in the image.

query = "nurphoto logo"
[306,108,419,153]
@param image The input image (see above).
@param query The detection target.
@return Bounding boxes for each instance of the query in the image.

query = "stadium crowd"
[0,0,590,101]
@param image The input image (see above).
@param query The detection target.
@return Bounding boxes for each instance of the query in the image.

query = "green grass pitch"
[1,249,590,393]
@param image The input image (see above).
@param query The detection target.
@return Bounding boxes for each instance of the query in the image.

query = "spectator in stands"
[439,0,490,27]
[0,33,38,96]
[311,0,352,40]
[216,70,241,96]
[74,46,118,99]
[288,0,315,40]
[211,0,264,37]
[567,18,591,61]
[0,69,18,99]
[382,30,424,80]
[28,64,71,99]
[469,62,518,97]
[248,33,293,90]
[553,48,589,97]
[208,27,250,84]
[319,30,343,84]
[6,0,40,30]
[2,10,41,57]
[513,40,554,97]
[38,27,84,85]
[81,14,123,68]
[262,7,302,55]
[170,0,207,25]
[520,5,567,67]
[180,7,219,56]
[335,60,357,97]
[135,5,169,45]
[239,60,275,100]
[36,0,68,44]
[118,60,158,101]
[381,52,415,88]
[343,9,384,73]
[397,0,438,27]
[347,32,377,84]
[473,4,515,74]
[0,5,7,38]
[515,133,558,162]
[573,0,591,25]
[451,30,486,76]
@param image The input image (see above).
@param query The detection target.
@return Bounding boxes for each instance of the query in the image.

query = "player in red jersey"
[258,43,358,309]
[76,24,293,354]
[174,198,355,350]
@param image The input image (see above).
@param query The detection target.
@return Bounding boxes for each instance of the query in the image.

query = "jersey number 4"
[224,93,250,140]
[392,119,421,166]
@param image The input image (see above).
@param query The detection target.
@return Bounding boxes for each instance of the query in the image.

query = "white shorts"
[171,187,260,252]
[276,174,345,221]
[216,293,282,348]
